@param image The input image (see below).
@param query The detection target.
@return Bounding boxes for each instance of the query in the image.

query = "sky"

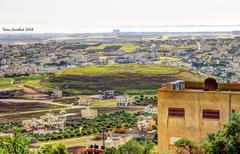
[0,0,240,33]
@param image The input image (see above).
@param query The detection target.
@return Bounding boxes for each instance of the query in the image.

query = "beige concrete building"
[77,95,93,106]
[87,133,133,150]
[81,107,98,119]
[22,111,66,134]
[137,115,156,131]
[116,94,134,107]
[158,78,240,153]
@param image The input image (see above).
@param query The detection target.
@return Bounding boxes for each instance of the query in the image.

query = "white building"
[81,107,98,119]
[22,111,66,134]
[116,94,134,107]
[77,96,93,106]
[87,133,133,150]
[51,88,63,98]
[145,105,158,114]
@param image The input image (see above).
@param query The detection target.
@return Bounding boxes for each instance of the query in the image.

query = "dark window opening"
[168,108,185,117]
[203,109,220,119]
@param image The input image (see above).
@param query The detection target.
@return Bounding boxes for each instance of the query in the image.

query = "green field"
[91,99,116,107]
[0,64,203,95]
[0,78,14,89]
[40,135,93,148]
[57,64,180,76]
[87,43,140,52]
[49,64,197,95]
[0,74,48,89]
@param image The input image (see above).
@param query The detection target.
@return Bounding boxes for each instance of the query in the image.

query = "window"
[168,108,185,117]
[202,109,220,119]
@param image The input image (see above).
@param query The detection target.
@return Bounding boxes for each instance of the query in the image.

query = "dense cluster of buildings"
[0,41,161,76]
[22,110,67,134]
[160,37,240,82]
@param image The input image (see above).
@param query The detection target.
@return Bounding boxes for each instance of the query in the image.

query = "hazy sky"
[1,0,240,27]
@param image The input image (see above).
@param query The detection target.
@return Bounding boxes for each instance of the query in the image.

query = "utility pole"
[102,128,105,149]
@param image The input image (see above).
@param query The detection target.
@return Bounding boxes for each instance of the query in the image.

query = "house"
[137,115,156,131]
[116,94,134,107]
[22,111,66,134]
[81,107,98,119]
[145,105,158,114]
[102,90,115,99]
[77,96,93,106]
[51,88,63,98]
[86,133,133,150]
[158,78,240,153]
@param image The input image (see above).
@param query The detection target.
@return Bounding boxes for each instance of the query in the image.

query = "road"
[0,99,72,107]
[0,98,144,117]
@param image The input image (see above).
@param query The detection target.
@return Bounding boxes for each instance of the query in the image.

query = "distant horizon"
[1,25,240,34]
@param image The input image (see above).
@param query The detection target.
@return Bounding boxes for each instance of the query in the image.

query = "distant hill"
[45,64,203,95]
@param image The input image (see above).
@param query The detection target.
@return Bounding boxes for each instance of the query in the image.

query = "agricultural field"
[0,100,64,114]
[0,64,204,96]
[40,135,93,148]
[0,74,48,90]
[159,44,198,50]
[56,64,180,76]
[91,99,116,107]
[0,78,16,89]
[87,43,140,52]
[49,64,203,95]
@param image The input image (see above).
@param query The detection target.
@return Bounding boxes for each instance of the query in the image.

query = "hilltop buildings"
[157,78,240,153]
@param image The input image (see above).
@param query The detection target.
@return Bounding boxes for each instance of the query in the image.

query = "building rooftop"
[159,78,240,93]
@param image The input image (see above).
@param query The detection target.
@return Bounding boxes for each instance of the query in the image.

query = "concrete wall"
[157,89,238,153]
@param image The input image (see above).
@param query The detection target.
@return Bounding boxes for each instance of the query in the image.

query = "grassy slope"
[0,64,203,95]
[56,64,180,76]
[50,64,198,95]
[0,78,15,89]
[87,43,140,52]
[0,74,47,90]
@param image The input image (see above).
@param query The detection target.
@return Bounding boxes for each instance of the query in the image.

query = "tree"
[202,112,240,154]
[38,144,54,154]
[52,144,68,154]
[174,138,199,154]
[117,140,143,154]
[38,144,68,154]
[140,140,155,154]
[111,140,156,154]
[0,128,31,154]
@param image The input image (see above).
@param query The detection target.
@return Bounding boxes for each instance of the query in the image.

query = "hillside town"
[1,35,240,82]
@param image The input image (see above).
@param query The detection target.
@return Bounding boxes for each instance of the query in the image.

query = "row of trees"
[0,129,156,154]
[0,122,22,132]
[33,111,137,142]
[106,140,156,154]
[175,112,240,154]
[0,128,68,154]
[134,95,157,106]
